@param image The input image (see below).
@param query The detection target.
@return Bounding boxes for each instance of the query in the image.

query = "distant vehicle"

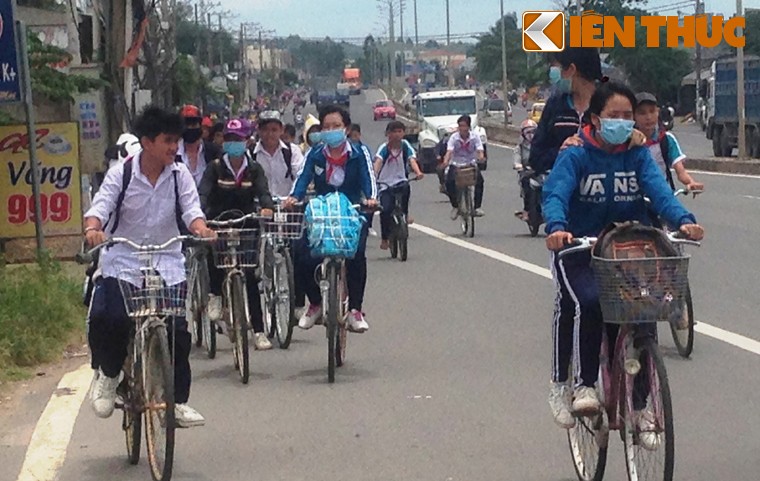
[373,100,397,121]
[484,98,512,123]
[530,102,545,123]
[335,88,351,107]
[316,90,338,109]
[342,68,362,95]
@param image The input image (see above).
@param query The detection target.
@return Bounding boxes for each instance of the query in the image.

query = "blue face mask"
[223,141,247,157]
[599,118,635,145]
[308,131,322,145]
[549,66,561,85]
[321,128,347,148]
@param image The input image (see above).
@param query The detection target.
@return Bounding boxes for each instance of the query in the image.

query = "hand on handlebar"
[282,197,299,210]
[364,198,379,209]
[85,229,107,248]
[196,226,217,240]
[260,208,274,218]
[546,230,573,251]
[413,172,425,180]
[679,223,704,241]
[686,182,704,195]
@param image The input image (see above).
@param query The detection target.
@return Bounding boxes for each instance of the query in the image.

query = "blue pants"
[88,277,192,403]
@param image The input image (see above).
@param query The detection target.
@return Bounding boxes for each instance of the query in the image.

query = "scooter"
[514,163,550,237]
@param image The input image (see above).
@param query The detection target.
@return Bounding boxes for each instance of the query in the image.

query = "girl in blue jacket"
[541,82,704,430]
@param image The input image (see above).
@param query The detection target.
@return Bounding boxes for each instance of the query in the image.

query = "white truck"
[411,89,488,173]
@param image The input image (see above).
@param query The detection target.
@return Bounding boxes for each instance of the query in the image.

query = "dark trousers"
[294,218,370,311]
[88,277,192,403]
[208,256,265,333]
[379,184,410,241]
[445,165,484,209]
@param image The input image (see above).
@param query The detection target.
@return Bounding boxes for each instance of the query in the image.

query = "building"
[245,45,292,72]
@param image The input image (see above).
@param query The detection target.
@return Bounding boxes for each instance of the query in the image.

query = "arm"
[198,160,217,214]
[541,149,582,235]
[475,135,485,162]
[403,140,423,177]
[443,135,456,166]
[83,164,124,245]
[667,133,703,190]
[290,149,316,200]
[373,156,383,176]
[176,165,207,229]
[359,144,378,200]
[252,164,275,210]
[291,144,306,178]
[637,148,697,227]
[527,100,557,173]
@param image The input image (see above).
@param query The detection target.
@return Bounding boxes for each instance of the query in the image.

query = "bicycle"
[185,245,214,359]
[559,231,699,481]
[452,164,479,238]
[79,235,202,481]
[378,178,417,262]
[260,198,305,349]
[207,211,268,384]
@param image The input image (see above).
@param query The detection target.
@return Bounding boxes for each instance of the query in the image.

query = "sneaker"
[380,239,390,250]
[253,332,273,350]
[450,207,459,220]
[88,369,100,402]
[368,227,379,237]
[636,404,661,451]
[175,403,205,428]
[548,382,576,429]
[298,304,322,330]
[346,309,369,333]
[91,369,120,419]
[474,208,485,217]
[207,294,222,322]
[572,386,601,415]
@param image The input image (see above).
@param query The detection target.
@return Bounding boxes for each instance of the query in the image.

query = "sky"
[217,0,755,43]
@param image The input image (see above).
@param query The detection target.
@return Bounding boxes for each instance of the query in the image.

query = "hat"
[223,118,252,138]
[180,104,202,119]
[635,92,658,106]
[258,110,283,127]
[201,116,213,128]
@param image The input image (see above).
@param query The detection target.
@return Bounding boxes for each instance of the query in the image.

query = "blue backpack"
[304,192,365,258]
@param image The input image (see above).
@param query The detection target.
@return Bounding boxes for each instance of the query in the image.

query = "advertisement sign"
[0,123,82,238]
[0,0,22,103]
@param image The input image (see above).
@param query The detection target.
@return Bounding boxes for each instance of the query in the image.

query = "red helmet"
[179,104,202,120]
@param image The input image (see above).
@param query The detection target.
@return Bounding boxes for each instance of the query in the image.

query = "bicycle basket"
[305,192,364,258]
[455,165,478,188]
[591,254,690,324]
[211,228,261,268]
[263,208,306,241]
[117,269,187,319]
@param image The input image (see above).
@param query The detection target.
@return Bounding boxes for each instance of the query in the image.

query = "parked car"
[373,99,397,121]
[530,102,546,123]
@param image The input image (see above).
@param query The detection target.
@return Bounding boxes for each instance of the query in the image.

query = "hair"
[318,104,351,126]
[284,124,296,138]
[457,115,472,127]
[211,122,224,136]
[551,44,604,83]
[134,106,183,140]
[350,123,362,134]
[588,81,637,117]
[386,120,406,133]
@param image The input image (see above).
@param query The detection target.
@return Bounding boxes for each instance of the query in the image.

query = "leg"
[474,171,485,209]
[551,253,577,385]
[245,270,265,333]
[296,233,323,306]
[169,313,192,403]
[379,189,394,241]
[290,239,306,309]
[346,222,370,311]
[521,176,531,212]
[400,183,411,216]
[445,166,458,208]
[88,277,130,378]
[208,254,223,296]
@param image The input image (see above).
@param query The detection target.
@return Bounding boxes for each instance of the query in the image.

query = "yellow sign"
[522,11,746,51]
[0,122,82,238]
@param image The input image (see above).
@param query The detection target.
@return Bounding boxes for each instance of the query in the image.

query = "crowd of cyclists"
[81,43,706,475]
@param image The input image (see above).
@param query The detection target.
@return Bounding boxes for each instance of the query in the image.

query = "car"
[373,100,397,121]
[484,98,512,122]
[530,102,546,123]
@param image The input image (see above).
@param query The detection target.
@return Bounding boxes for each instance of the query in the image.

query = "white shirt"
[177,140,207,186]
[85,152,205,286]
[447,131,484,166]
[374,140,416,191]
[252,141,305,198]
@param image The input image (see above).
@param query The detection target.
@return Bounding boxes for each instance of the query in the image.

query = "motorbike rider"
[513,119,538,221]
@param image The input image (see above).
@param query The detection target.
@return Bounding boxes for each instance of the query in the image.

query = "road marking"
[690,170,760,179]
[742,195,760,200]
[410,223,760,357]
[16,363,91,481]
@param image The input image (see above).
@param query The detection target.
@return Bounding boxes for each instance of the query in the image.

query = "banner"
[0,123,82,238]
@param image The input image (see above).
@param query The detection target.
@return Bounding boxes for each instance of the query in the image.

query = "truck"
[342,68,362,95]
[409,89,488,173]
[705,55,760,158]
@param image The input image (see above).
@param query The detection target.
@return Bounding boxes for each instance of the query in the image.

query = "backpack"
[252,144,294,179]
[658,134,676,191]
[378,141,411,177]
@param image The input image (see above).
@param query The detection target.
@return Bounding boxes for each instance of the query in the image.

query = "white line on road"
[742,195,760,200]
[410,223,760,357]
[16,363,91,481]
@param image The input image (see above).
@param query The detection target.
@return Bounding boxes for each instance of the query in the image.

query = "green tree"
[472,14,531,87]
[292,38,345,77]
[746,9,760,57]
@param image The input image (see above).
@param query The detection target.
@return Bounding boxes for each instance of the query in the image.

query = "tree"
[746,9,760,57]
[292,38,345,77]
[471,14,532,87]
[424,40,440,49]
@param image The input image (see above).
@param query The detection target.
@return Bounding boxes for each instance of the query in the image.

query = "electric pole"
[414,0,418,46]
[446,0,452,87]
[737,0,747,158]
[206,13,213,68]
[694,0,702,119]
[399,0,404,43]
[501,0,509,126]
[218,15,224,72]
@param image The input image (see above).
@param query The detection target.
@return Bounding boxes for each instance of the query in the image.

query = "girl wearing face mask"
[540,82,705,431]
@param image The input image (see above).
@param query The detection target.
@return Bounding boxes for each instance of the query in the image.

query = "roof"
[416,89,477,100]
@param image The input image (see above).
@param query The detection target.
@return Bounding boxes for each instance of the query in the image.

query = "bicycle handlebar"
[377,177,420,189]
[207,212,272,227]
[556,230,699,260]
[76,235,205,264]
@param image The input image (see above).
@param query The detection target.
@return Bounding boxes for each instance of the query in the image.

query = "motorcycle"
[514,164,550,237]
[660,105,675,131]
[295,113,305,129]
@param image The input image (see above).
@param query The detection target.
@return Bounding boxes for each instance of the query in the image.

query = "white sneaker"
[298,304,322,330]
[572,386,601,414]
[474,208,485,217]
[207,294,222,322]
[91,369,120,419]
[175,403,205,428]
[450,207,459,220]
[368,227,379,237]
[88,369,100,402]
[548,382,576,429]
[636,404,661,451]
[253,332,273,350]
[346,309,369,333]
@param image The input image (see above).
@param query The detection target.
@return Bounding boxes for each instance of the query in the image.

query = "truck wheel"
[711,127,722,157]
[719,127,733,157]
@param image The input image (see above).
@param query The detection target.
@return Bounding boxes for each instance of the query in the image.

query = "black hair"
[211,122,224,135]
[457,115,472,127]
[350,123,361,134]
[588,81,637,117]
[318,104,351,126]
[284,124,296,138]
[133,106,183,140]
[551,44,604,83]
[386,120,406,133]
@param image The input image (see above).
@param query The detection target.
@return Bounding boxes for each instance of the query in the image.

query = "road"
[7,90,760,481]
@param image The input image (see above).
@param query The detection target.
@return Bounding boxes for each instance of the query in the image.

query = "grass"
[0,253,86,382]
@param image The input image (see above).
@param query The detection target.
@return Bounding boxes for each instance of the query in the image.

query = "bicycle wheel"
[335,264,348,367]
[527,190,541,237]
[465,188,475,238]
[121,372,142,465]
[201,308,216,359]
[669,284,694,358]
[398,215,409,262]
[273,252,295,349]
[623,338,674,481]
[389,233,398,259]
[231,275,250,384]
[567,408,609,481]
[326,263,339,383]
[142,327,175,481]
[261,242,276,339]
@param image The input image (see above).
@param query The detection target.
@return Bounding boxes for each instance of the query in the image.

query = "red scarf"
[324,146,348,183]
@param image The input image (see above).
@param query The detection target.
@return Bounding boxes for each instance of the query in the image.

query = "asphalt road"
[7,90,760,481]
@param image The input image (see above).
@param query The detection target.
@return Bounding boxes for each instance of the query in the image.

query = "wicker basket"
[455,165,478,188]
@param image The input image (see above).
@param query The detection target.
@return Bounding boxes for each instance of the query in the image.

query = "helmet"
[105,133,141,169]
[520,119,537,143]
[179,104,202,120]
[201,116,213,128]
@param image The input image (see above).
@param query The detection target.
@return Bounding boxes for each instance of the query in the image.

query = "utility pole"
[501,0,509,126]
[206,13,213,68]
[218,15,224,72]
[576,0,582,15]
[389,1,396,77]
[446,0,453,87]
[240,23,246,105]
[414,0,418,46]
[259,30,264,72]
[694,0,702,118]
[737,0,747,158]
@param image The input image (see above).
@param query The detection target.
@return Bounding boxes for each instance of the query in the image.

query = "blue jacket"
[528,92,584,173]
[291,141,377,204]
[542,125,697,237]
